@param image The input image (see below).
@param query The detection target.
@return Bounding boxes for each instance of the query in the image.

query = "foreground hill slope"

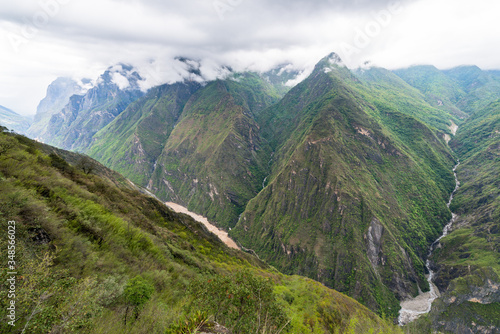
[0,128,401,333]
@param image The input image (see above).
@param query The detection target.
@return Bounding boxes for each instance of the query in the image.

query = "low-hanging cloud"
[0,0,499,116]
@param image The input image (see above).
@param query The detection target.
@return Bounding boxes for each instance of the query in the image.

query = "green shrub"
[187,270,289,333]
[124,275,155,322]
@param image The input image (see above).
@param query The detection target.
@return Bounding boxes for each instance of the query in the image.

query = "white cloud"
[111,72,130,90]
[0,0,499,115]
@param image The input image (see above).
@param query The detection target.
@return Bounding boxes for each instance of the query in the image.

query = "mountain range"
[7,52,500,333]
[0,105,31,134]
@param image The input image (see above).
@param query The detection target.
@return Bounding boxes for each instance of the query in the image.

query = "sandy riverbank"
[165,202,240,250]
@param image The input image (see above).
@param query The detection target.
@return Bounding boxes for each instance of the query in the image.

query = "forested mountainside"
[424,100,500,333]
[88,71,290,228]
[231,54,456,317]
[0,128,403,334]
[18,52,500,332]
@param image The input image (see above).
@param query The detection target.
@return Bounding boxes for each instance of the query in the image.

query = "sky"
[1,0,499,116]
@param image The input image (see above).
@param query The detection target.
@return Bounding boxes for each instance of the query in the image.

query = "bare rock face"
[199,321,232,334]
[430,268,500,333]
[367,217,384,270]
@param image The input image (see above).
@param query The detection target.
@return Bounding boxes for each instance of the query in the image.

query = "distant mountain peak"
[96,63,144,90]
[173,56,233,84]
[314,52,347,73]
[262,63,304,87]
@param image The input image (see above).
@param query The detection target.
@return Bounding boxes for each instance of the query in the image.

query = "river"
[164,202,240,250]
[398,161,460,325]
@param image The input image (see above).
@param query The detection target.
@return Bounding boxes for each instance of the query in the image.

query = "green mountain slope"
[231,54,456,318]
[0,105,31,134]
[87,82,201,185]
[443,66,500,114]
[88,72,286,229]
[150,73,283,228]
[425,100,500,333]
[0,128,402,334]
[394,65,500,119]
[392,65,467,119]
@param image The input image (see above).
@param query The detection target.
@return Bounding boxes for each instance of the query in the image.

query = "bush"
[124,275,155,322]
[188,270,289,333]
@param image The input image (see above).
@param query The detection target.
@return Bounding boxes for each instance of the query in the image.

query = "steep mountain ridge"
[28,64,145,151]
[147,73,284,228]
[26,77,85,141]
[231,54,456,317]
[87,71,288,228]
[88,81,201,185]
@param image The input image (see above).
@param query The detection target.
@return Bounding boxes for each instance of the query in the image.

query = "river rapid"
[398,161,460,325]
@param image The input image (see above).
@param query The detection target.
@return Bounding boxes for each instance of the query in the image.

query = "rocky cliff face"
[27,77,84,140]
[28,65,144,151]
[429,268,500,334]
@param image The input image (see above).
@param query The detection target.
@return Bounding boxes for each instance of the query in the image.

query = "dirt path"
[165,202,240,250]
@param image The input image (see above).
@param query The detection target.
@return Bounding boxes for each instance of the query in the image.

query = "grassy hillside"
[0,128,403,333]
[358,67,461,134]
[231,56,456,319]
[443,66,500,114]
[394,65,500,118]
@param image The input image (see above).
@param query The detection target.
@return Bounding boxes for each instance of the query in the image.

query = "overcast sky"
[1,0,499,116]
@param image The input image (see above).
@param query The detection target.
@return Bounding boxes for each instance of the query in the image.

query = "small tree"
[123,275,154,324]
[76,156,95,175]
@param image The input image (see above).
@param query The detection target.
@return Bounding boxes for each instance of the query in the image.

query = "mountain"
[392,65,467,120]
[423,100,500,333]
[87,81,201,186]
[88,71,288,228]
[28,64,145,151]
[0,105,31,133]
[26,77,85,141]
[21,53,500,330]
[0,128,402,334]
[228,53,456,317]
[394,65,500,117]
[442,66,500,114]
[355,66,460,136]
